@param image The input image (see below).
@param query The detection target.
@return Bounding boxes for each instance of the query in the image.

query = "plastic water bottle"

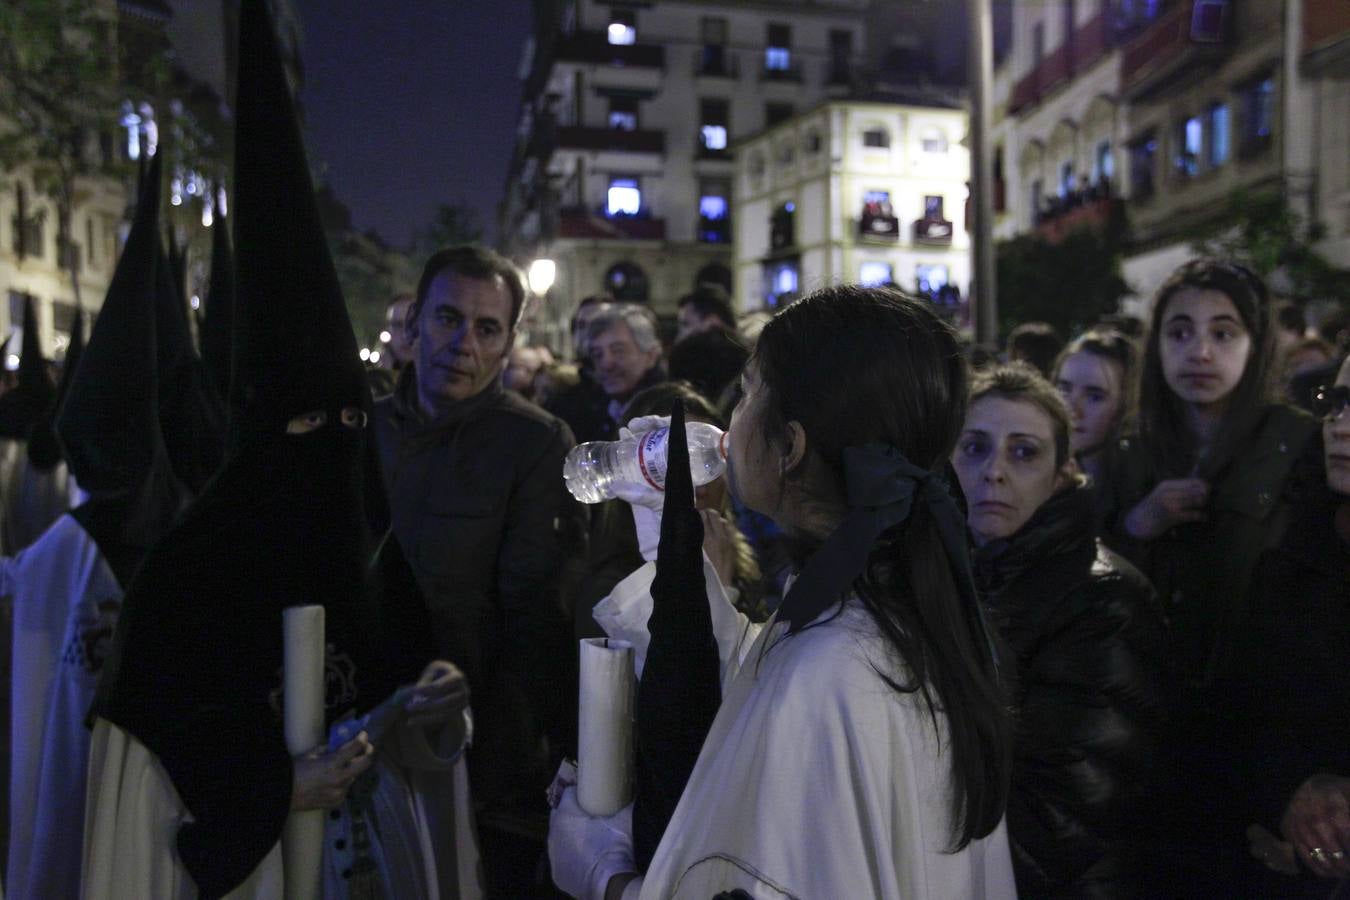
[563,423,728,504]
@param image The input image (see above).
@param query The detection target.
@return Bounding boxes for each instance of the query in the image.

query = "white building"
[992,0,1350,314]
[500,0,870,351]
[732,94,971,321]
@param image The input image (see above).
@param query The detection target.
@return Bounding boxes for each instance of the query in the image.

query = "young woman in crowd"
[550,285,1017,898]
[1098,258,1318,888]
[1099,259,1316,690]
[1052,329,1137,484]
[1223,355,1350,895]
[953,364,1171,898]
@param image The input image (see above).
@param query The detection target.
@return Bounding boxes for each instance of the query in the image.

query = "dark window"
[1032,21,1045,62]
[699,98,729,152]
[766,23,792,72]
[1129,132,1158,199]
[86,217,96,265]
[862,127,890,148]
[10,184,44,260]
[828,30,853,83]
[1093,140,1114,184]
[921,129,949,153]
[770,201,796,251]
[52,300,76,337]
[1058,161,1075,196]
[925,195,946,219]
[695,262,732,293]
[605,261,649,302]
[608,96,638,131]
[1239,75,1274,156]
[700,17,728,74]
[765,103,793,127]
[1031,179,1044,223]
[804,130,823,154]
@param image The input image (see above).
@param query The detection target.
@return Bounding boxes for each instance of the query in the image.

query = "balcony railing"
[1034,187,1123,244]
[559,207,666,241]
[913,217,954,246]
[1008,10,1111,114]
[555,126,665,155]
[1120,0,1231,100]
[760,62,803,83]
[555,31,665,69]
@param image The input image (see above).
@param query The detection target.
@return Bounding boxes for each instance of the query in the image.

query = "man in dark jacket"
[373,244,584,896]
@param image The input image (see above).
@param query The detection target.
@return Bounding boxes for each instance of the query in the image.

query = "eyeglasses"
[1312,384,1350,420]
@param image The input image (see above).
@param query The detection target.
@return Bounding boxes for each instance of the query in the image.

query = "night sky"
[291,0,533,249]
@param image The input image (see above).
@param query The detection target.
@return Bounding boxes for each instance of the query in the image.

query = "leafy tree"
[1188,190,1350,304]
[412,202,483,269]
[996,226,1130,341]
[0,0,126,306]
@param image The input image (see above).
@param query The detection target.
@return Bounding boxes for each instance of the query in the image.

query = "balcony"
[559,207,665,241]
[555,126,665,155]
[760,62,804,83]
[1034,188,1123,245]
[1008,10,1111,114]
[1120,1,1232,102]
[555,31,665,69]
[1303,0,1350,76]
[913,217,954,246]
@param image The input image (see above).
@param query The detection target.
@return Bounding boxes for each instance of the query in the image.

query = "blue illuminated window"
[1208,102,1229,166]
[609,110,637,131]
[607,178,641,216]
[765,47,790,70]
[1176,115,1202,177]
[859,262,892,286]
[607,10,636,45]
[700,196,727,219]
[916,264,948,296]
[700,125,727,150]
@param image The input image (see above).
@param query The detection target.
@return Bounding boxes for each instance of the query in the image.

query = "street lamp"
[528,258,557,296]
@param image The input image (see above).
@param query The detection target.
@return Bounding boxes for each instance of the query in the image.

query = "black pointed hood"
[27,308,85,471]
[94,2,431,896]
[154,222,225,494]
[0,296,56,439]
[228,0,368,445]
[56,151,186,586]
[199,205,235,402]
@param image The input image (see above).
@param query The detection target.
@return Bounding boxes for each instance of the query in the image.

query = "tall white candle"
[282,605,326,900]
[577,637,636,817]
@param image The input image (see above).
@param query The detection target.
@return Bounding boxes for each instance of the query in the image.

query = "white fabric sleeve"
[590,557,763,692]
[385,708,472,771]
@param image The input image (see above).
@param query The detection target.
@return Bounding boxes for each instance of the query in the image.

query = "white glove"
[614,415,671,561]
[548,784,637,899]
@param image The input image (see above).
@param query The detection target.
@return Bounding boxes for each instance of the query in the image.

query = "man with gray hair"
[587,302,666,441]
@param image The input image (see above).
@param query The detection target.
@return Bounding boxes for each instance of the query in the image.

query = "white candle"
[577,638,636,817]
[282,605,326,900]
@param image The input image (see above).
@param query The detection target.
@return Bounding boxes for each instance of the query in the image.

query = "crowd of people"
[0,2,1345,898]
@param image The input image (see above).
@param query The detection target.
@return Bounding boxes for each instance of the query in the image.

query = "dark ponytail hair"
[753,285,1011,850]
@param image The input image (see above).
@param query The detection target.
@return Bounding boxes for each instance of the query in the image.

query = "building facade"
[993,0,1350,314]
[732,95,971,321]
[500,0,870,352]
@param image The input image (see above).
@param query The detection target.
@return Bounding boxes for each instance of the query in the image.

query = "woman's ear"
[781,420,808,476]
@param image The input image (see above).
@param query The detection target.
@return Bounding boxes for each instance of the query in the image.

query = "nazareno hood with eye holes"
[26,305,84,472]
[91,1,434,896]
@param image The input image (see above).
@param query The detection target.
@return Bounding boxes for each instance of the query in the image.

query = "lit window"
[701,125,727,150]
[609,110,638,130]
[607,10,636,45]
[1208,102,1229,167]
[862,128,890,149]
[1094,140,1114,183]
[859,262,892,286]
[924,195,945,219]
[700,195,728,219]
[606,178,641,216]
[1059,162,1074,197]
[864,190,891,205]
[916,264,949,296]
[921,129,948,153]
[1176,115,1202,177]
[700,98,729,153]
[774,265,797,295]
[1129,133,1158,199]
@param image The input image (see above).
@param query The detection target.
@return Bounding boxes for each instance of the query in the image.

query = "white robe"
[0,439,77,555]
[593,568,1017,899]
[4,514,122,900]
[82,713,483,899]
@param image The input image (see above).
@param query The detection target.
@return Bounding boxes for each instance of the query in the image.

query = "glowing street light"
[379,330,392,344]
[528,258,557,295]
[359,348,371,362]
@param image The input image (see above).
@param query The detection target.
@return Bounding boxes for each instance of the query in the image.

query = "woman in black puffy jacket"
[953,364,1173,898]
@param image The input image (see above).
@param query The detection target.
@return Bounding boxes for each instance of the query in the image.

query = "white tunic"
[82,714,483,899]
[4,514,121,900]
[593,569,1017,899]
[0,439,77,555]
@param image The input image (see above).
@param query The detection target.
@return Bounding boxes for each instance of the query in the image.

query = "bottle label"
[636,429,667,492]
